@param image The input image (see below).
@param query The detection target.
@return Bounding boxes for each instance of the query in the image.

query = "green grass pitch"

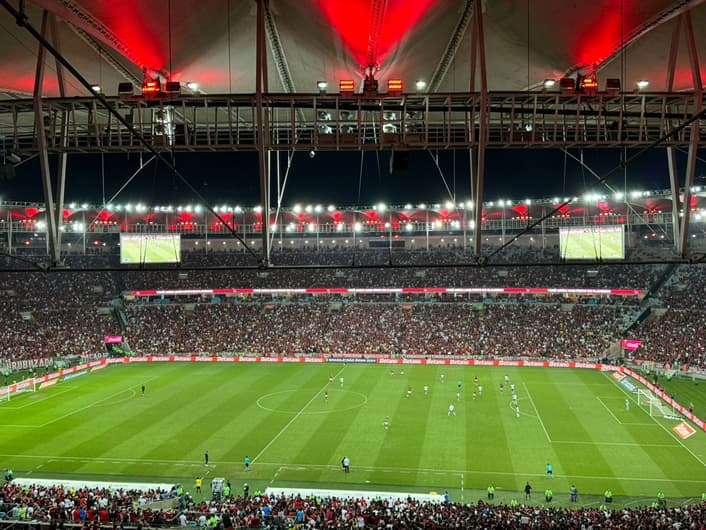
[2,364,705,505]
[120,236,180,264]
[561,229,624,260]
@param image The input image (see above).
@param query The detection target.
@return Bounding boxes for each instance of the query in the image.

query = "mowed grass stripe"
[543,372,676,497]
[388,366,442,484]
[2,366,160,458]
[2,364,706,498]
[264,365,378,485]
[276,365,386,485]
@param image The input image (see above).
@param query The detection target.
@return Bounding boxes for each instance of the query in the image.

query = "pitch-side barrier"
[1,356,703,432]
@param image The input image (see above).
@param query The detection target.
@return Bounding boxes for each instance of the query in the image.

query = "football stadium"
[1,0,706,528]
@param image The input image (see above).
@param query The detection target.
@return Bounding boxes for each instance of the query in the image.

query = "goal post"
[637,389,680,420]
[0,380,37,402]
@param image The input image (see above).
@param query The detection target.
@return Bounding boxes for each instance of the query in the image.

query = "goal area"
[1,381,36,402]
[637,389,681,420]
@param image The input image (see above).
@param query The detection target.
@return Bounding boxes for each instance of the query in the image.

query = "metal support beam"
[33,10,61,266]
[256,0,270,267]
[666,16,682,250]
[470,1,488,258]
[559,0,706,88]
[428,0,473,93]
[677,10,703,257]
[50,13,67,252]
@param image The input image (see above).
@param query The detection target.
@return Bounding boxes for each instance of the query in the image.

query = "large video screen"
[559,225,624,260]
[120,234,181,264]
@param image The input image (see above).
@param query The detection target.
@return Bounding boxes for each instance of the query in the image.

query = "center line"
[252,367,345,463]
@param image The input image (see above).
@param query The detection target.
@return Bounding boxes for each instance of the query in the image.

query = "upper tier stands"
[0,250,705,367]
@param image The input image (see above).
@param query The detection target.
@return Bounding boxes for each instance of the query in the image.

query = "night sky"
[2,147,703,207]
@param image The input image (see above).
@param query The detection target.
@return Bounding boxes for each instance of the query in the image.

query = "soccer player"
[504,374,510,384]
[472,391,477,400]
[440,373,445,383]
[499,383,504,393]
[244,456,251,472]
[339,377,344,388]
[195,477,202,494]
[510,383,515,393]
[324,390,329,401]
[329,373,334,382]
[625,398,630,411]
[524,482,532,500]
[406,386,413,398]
[545,463,553,478]
[456,391,461,401]
[478,385,483,396]
[512,393,518,406]
[383,416,390,430]
[342,456,350,473]
[423,385,429,395]
[204,451,209,465]
[457,380,462,391]
[141,384,145,395]
[448,404,456,416]
[473,375,479,385]
[516,405,520,418]
[400,369,405,376]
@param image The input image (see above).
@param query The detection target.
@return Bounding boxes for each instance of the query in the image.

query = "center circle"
[256,389,367,414]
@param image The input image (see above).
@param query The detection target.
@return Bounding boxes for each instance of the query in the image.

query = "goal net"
[637,389,680,420]
[0,380,36,402]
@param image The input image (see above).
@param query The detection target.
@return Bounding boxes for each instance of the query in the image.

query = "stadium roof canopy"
[0,0,704,99]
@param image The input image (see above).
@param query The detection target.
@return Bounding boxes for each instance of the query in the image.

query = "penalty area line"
[603,372,706,468]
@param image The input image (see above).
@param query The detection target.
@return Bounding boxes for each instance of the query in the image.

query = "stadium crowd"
[1,482,705,529]
[625,308,706,368]
[124,302,629,358]
[3,250,706,368]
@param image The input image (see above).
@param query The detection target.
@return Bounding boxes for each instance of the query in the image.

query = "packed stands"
[1,482,705,529]
[124,302,630,358]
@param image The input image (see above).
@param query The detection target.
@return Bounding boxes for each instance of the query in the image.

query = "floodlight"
[543,79,556,89]
[339,80,355,94]
[415,80,427,91]
[636,79,649,90]
[387,79,403,94]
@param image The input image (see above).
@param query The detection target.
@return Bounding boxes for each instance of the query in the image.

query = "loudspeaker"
[0,163,16,181]
[389,151,409,175]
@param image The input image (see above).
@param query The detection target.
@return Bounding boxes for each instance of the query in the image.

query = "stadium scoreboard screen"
[559,225,625,260]
[120,234,182,264]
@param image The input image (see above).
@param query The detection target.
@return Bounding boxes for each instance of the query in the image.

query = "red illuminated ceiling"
[83,1,167,70]
[0,0,704,98]
[315,0,438,67]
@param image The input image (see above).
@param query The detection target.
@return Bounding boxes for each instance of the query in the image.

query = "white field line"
[36,376,159,428]
[596,396,623,425]
[0,387,77,410]
[522,382,552,443]
[552,440,680,448]
[603,372,706,468]
[251,367,345,463]
[596,396,657,427]
[3,453,705,484]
